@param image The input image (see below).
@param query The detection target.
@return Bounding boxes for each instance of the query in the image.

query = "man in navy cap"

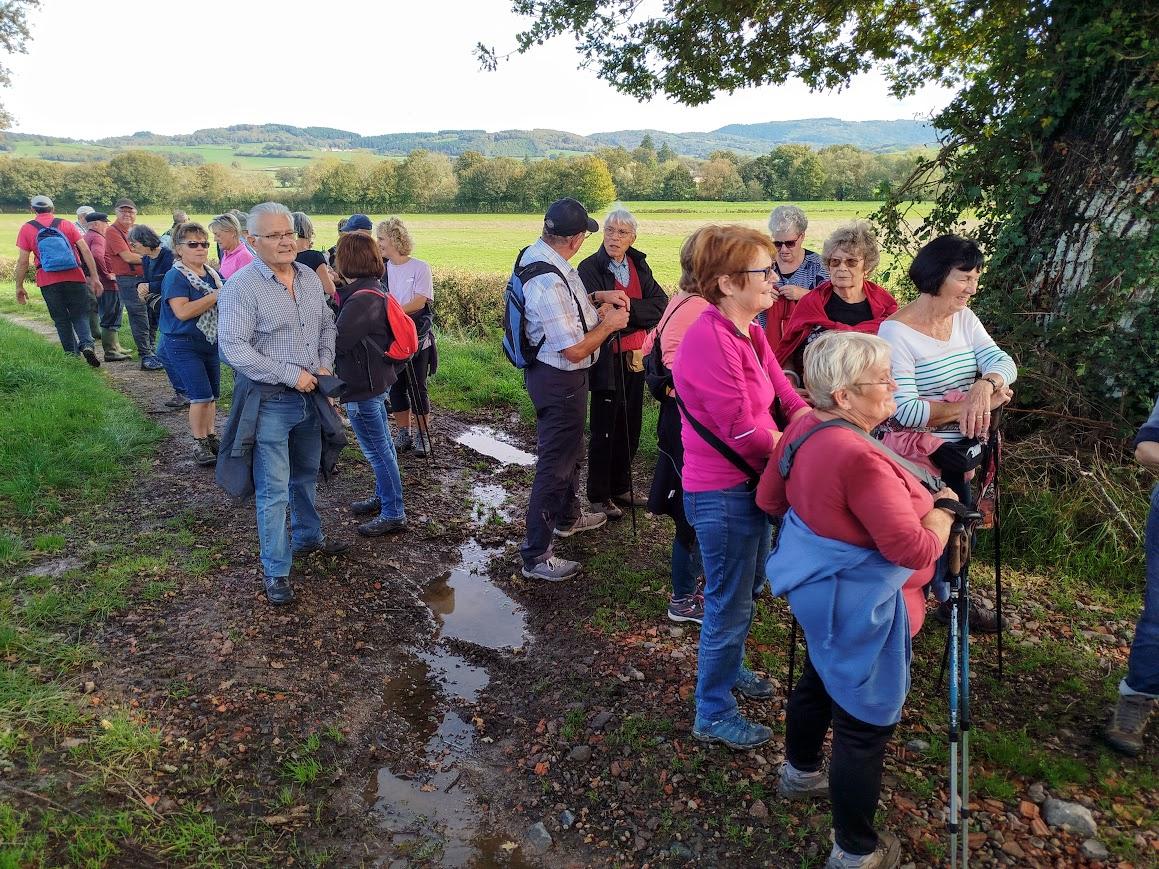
[517,198,630,582]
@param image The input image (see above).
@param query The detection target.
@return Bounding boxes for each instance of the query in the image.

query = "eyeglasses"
[739,266,777,281]
[852,379,897,388]
[181,241,211,249]
[772,237,801,249]
[604,227,634,238]
[827,257,863,269]
[255,231,297,242]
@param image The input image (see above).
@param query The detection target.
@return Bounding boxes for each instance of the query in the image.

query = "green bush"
[432,267,506,333]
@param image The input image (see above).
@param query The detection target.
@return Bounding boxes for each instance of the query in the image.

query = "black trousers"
[388,344,432,415]
[520,364,588,566]
[586,355,644,503]
[785,654,896,856]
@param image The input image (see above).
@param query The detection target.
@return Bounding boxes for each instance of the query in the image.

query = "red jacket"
[774,280,898,366]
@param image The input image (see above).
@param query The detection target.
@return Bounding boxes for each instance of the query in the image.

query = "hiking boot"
[81,346,101,368]
[358,515,408,537]
[1104,693,1156,756]
[521,556,581,582]
[164,392,190,410]
[554,511,608,538]
[295,538,351,557]
[613,490,647,508]
[263,575,294,606]
[825,830,901,869]
[205,432,220,456]
[103,350,132,362]
[141,355,165,371]
[591,499,624,520]
[393,428,414,453]
[351,496,382,516]
[667,594,704,625]
[734,666,775,700]
[192,439,216,467]
[692,711,772,750]
[778,762,830,800]
[934,600,1001,634]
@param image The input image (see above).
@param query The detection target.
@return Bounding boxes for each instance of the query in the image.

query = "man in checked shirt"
[218,202,349,605]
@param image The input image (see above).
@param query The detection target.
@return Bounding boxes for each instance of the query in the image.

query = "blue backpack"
[27,218,79,273]
[502,247,567,369]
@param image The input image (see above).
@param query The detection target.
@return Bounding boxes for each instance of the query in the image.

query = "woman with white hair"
[759,331,957,869]
[577,206,668,517]
[763,205,829,348]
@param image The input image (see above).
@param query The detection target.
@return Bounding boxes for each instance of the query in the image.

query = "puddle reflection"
[455,426,536,466]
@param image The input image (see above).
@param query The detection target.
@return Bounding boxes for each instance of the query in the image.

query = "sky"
[3,0,953,140]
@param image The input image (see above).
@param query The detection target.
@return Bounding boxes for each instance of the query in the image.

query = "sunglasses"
[181,241,212,249]
[772,237,801,249]
[827,257,863,269]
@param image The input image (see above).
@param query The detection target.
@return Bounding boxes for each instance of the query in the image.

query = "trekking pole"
[612,332,638,539]
[947,518,963,869]
[404,358,432,464]
[991,410,1005,681]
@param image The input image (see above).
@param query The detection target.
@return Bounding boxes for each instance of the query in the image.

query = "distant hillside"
[2,118,937,160]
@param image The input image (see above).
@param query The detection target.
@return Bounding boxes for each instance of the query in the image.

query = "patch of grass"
[561,708,586,742]
[31,534,65,553]
[428,330,532,419]
[610,713,673,750]
[0,532,23,566]
[973,728,1090,788]
[974,772,1017,800]
[85,711,162,771]
[283,756,323,786]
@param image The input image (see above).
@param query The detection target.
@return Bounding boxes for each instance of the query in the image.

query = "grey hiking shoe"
[192,439,216,467]
[591,499,624,520]
[825,830,901,869]
[413,430,431,458]
[777,761,830,800]
[554,511,608,538]
[521,556,581,582]
[1105,693,1156,756]
[734,665,775,700]
[393,428,414,453]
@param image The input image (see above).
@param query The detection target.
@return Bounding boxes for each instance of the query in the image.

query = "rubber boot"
[102,329,131,362]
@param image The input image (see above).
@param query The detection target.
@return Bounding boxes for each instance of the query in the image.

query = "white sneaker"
[553,511,608,538]
[825,831,900,869]
[521,556,581,581]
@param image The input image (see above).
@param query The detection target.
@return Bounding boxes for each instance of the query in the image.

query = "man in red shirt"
[105,198,162,370]
[15,195,104,366]
[82,212,131,361]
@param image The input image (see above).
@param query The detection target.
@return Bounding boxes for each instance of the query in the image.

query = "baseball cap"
[114,198,137,210]
[342,214,373,233]
[544,198,598,237]
[30,195,53,209]
[84,212,109,224]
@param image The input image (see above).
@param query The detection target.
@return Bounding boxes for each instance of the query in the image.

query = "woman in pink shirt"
[671,225,809,750]
[209,213,254,279]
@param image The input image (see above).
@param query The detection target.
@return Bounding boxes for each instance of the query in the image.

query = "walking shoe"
[263,575,294,606]
[521,556,581,582]
[81,347,101,367]
[825,830,900,869]
[1104,692,1156,756]
[393,428,414,453]
[141,355,165,371]
[692,711,772,750]
[294,538,351,557]
[164,392,190,409]
[205,432,220,455]
[591,499,624,520]
[351,496,382,516]
[734,665,775,700]
[934,599,1001,633]
[612,490,647,508]
[192,439,216,467]
[554,511,608,538]
[103,350,132,362]
[358,515,408,537]
[777,761,830,800]
[667,594,704,625]
[413,430,431,458]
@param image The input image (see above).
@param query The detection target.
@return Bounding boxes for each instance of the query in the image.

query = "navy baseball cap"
[544,198,598,237]
[343,214,373,233]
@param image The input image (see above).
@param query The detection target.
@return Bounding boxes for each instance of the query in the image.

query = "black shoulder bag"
[673,394,762,491]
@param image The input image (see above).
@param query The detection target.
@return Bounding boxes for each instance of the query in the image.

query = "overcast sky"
[5,1,952,140]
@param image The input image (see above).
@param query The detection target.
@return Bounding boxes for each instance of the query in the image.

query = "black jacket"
[335,277,401,403]
[577,245,669,392]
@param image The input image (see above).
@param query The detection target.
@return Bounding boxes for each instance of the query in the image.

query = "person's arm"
[118,247,142,265]
[14,249,31,303]
[1137,442,1159,474]
[166,272,218,321]
[334,295,375,354]
[627,266,668,330]
[317,293,337,374]
[74,238,103,295]
[217,285,305,387]
[561,302,628,363]
[844,450,947,570]
[315,265,337,299]
[762,335,809,419]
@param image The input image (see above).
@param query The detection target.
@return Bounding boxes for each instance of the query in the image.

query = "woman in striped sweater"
[879,234,1015,630]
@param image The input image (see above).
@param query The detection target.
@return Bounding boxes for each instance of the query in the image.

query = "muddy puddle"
[455,426,536,467]
[366,475,532,865]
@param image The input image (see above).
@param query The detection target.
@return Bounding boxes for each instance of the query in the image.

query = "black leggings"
[785,654,896,856]
[388,344,432,415]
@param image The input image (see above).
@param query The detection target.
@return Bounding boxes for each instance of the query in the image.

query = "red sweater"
[757,412,943,634]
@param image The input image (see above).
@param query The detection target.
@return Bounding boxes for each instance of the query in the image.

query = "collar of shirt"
[607,256,629,286]
[526,237,580,279]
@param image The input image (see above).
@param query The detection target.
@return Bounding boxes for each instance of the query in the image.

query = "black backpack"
[644,295,697,400]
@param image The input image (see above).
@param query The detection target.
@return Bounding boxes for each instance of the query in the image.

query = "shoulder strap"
[779,418,945,494]
[673,393,761,487]
[655,294,697,344]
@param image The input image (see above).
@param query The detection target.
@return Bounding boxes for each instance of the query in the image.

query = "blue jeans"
[672,535,703,598]
[40,281,93,353]
[686,483,773,722]
[1124,484,1159,697]
[154,334,187,396]
[162,334,218,402]
[345,398,406,521]
[252,391,323,579]
[116,275,154,357]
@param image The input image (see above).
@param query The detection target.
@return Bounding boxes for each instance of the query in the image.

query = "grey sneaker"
[825,830,900,869]
[554,511,608,538]
[393,428,414,452]
[413,430,431,458]
[521,556,581,582]
[192,439,216,467]
[667,594,704,624]
[1105,693,1156,756]
[778,761,830,800]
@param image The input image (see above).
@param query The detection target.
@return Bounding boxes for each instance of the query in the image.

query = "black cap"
[544,198,598,237]
[84,212,109,223]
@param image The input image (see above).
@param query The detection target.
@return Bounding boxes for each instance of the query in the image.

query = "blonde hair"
[804,331,892,411]
[375,217,413,256]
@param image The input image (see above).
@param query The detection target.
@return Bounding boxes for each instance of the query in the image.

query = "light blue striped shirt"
[520,238,601,371]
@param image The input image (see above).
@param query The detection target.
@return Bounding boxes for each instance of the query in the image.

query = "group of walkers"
[14,192,1156,868]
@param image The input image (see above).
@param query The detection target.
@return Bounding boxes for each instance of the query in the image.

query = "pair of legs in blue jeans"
[345,397,406,521]
[1123,483,1159,697]
[685,483,772,724]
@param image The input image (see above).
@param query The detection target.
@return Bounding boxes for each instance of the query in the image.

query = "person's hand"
[318,367,332,376]
[778,284,809,302]
[15,286,28,305]
[599,302,630,332]
[594,289,631,310]
[90,278,104,297]
[990,386,1014,411]
[294,370,318,392]
[934,486,959,505]
[959,381,997,438]
[136,282,149,302]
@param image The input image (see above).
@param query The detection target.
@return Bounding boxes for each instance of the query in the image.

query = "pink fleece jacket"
[673,305,808,492]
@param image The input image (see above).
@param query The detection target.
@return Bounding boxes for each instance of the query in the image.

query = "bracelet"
[981,374,1002,392]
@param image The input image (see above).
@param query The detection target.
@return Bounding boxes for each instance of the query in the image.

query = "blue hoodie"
[767,509,914,726]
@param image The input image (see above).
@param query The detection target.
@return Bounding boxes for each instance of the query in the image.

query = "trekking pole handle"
[948,520,966,575]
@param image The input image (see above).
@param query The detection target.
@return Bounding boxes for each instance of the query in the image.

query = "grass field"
[0,200,921,286]
[6,139,376,172]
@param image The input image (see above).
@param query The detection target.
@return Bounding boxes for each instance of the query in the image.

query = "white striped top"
[879,309,1017,441]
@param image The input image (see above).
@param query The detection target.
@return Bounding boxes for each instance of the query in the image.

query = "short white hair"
[804,331,892,410]
[604,206,637,233]
[76,205,94,219]
[247,202,293,236]
[768,205,808,237]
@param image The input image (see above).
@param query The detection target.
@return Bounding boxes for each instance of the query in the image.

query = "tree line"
[0,138,933,214]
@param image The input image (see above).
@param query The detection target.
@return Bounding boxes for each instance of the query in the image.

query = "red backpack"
[351,287,419,361]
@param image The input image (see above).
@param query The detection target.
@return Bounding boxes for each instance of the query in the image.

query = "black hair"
[908,234,985,295]
[127,224,162,249]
